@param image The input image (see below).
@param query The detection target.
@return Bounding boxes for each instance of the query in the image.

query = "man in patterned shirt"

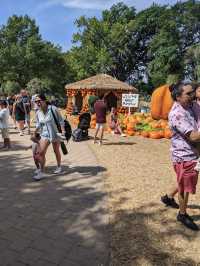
[161,82,200,230]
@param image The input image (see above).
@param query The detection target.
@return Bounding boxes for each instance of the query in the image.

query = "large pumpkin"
[151,85,173,120]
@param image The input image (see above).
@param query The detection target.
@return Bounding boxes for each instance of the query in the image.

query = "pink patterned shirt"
[169,102,198,162]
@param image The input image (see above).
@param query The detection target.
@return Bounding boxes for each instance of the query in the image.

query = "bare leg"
[17,121,24,135]
[94,126,100,143]
[168,187,178,198]
[4,138,11,148]
[39,139,49,172]
[52,141,61,167]
[100,127,105,144]
[178,192,189,214]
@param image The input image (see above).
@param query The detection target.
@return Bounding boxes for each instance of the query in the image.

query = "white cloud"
[39,0,132,10]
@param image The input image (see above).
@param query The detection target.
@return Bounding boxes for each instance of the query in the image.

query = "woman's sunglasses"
[35,100,41,103]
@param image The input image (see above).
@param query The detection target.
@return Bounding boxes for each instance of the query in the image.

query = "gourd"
[151,85,173,120]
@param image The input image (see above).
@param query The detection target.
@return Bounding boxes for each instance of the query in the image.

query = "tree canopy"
[1,1,200,96]
[67,0,200,92]
[0,15,70,96]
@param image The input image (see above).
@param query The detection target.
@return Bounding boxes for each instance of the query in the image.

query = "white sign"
[122,94,139,108]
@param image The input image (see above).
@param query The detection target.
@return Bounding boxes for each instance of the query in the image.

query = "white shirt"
[0,108,9,129]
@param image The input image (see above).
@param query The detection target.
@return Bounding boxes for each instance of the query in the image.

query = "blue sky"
[0,0,180,51]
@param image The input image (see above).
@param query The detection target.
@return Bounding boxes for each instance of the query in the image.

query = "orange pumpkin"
[157,130,164,138]
[149,131,162,139]
[141,131,149,138]
[134,131,140,136]
[164,129,172,139]
[127,122,134,131]
[151,85,173,120]
[127,130,135,136]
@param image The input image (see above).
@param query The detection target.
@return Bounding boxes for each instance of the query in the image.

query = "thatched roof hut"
[65,74,138,113]
[65,73,137,92]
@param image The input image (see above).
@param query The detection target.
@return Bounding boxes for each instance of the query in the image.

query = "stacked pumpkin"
[117,106,127,114]
[80,104,89,114]
[90,114,96,129]
[121,113,172,139]
[66,102,73,115]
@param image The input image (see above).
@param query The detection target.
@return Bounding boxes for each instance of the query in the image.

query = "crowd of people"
[0,90,65,180]
[2,83,200,231]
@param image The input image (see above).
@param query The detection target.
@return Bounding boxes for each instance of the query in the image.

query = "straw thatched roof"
[65,74,137,92]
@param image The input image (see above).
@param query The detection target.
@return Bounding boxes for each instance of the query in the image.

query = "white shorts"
[96,123,106,130]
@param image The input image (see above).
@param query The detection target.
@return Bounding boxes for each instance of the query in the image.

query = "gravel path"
[88,131,200,266]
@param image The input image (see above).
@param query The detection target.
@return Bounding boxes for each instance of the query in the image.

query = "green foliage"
[26,78,48,95]
[0,15,70,96]
[1,80,20,95]
[68,0,200,92]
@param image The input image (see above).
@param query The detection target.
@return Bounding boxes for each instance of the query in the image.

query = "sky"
[0,0,181,51]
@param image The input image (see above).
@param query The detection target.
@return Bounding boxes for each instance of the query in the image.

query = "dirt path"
[88,131,200,266]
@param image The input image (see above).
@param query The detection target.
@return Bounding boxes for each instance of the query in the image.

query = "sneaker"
[19,132,24,136]
[177,212,199,231]
[32,172,45,181]
[34,169,41,174]
[53,166,62,174]
[161,194,179,209]
[185,213,194,221]
[121,134,126,137]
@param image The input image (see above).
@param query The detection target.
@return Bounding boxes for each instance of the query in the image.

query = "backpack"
[64,119,72,142]
[72,128,83,142]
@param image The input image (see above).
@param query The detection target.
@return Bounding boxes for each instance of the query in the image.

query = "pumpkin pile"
[90,114,96,129]
[80,104,89,114]
[119,113,172,139]
[68,112,172,140]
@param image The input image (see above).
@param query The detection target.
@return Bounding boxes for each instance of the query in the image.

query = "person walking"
[21,89,31,134]
[0,100,11,149]
[93,94,107,145]
[161,82,200,231]
[12,95,25,136]
[33,94,65,180]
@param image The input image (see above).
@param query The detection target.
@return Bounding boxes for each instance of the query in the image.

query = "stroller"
[72,112,91,142]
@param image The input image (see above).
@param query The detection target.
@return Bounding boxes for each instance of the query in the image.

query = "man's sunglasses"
[186,91,195,96]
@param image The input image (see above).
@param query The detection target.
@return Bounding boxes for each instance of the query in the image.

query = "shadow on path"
[0,153,109,266]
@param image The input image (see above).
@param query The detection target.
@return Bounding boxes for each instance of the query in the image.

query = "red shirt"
[94,100,107,123]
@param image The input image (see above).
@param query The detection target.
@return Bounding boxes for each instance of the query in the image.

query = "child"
[27,133,44,177]
[0,100,11,149]
[109,107,126,137]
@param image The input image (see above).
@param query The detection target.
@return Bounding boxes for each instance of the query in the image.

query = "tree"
[0,15,70,95]
[26,78,48,95]
[1,80,20,95]
[185,44,200,81]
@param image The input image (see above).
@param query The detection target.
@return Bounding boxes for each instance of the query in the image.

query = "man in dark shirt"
[94,94,107,145]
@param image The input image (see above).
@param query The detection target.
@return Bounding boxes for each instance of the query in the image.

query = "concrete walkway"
[0,129,109,266]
